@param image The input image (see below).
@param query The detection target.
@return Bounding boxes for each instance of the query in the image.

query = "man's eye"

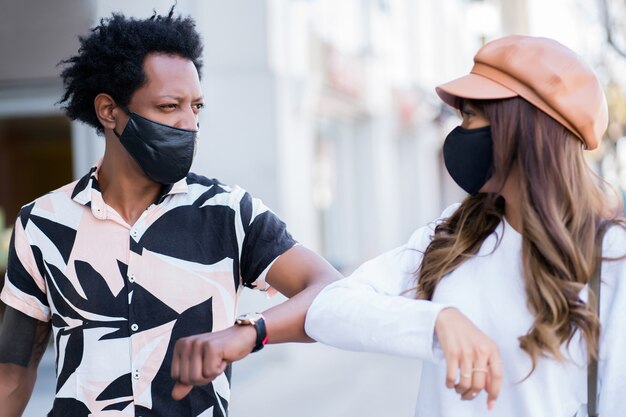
[160,104,178,109]
[194,103,205,110]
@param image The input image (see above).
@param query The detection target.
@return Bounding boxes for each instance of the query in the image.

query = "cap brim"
[436,73,518,109]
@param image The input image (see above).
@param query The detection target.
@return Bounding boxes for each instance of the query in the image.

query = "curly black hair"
[59,7,203,133]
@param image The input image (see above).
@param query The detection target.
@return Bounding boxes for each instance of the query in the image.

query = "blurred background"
[1,0,626,416]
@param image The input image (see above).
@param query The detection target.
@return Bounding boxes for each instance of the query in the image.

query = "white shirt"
[305,205,626,417]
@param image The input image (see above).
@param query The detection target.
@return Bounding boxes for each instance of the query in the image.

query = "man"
[0,9,339,417]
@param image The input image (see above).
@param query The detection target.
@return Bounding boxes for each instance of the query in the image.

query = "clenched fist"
[170,325,257,400]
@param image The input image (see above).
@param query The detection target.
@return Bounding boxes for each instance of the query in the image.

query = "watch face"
[236,312,263,325]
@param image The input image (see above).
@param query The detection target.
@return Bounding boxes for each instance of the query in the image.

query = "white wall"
[192,1,282,213]
[0,0,93,83]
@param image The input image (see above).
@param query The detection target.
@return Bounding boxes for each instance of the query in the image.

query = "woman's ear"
[94,93,122,131]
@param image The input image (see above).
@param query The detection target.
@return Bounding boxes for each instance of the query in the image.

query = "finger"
[171,382,193,400]
[171,342,182,381]
[486,355,503,409]
[178,342,192,385]
[188,341,205,384]
[454,353,473,394]
[485,370,493,409]
[445,351,460,389]
[466,358,489,400]
[202,344,227,381]
[461,369,487,400]
[461,389,480,401]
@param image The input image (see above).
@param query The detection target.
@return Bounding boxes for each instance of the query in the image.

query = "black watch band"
[236,313,268,353]
[251,317,267,353]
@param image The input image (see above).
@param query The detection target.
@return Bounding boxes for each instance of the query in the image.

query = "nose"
[178,107,199,131]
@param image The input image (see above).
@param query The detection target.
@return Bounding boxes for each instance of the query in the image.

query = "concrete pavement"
[230,343,421,417]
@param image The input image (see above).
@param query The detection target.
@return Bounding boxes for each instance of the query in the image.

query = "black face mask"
[113,112,198,185]
[443,125,494,196]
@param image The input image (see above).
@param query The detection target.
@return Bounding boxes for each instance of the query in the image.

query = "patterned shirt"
[1,163,296,417]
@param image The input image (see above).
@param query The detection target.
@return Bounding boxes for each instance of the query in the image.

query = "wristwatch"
[235,312,267,353]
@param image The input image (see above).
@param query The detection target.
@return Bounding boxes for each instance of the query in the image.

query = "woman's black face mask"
[113,112,198,185]
[443,125,494,196]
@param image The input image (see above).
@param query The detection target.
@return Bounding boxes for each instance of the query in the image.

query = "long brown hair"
[417,97,624,372]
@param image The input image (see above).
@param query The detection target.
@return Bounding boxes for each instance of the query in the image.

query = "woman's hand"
[434,307,503,411]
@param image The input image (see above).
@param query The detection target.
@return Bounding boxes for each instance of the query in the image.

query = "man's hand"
[170,325,257,400]
[434,307,503,411]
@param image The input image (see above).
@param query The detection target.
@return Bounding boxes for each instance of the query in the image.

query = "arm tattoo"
[0,307,51,367]
[30,321,52,366]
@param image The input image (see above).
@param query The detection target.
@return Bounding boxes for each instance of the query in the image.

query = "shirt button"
[131,230,138,238]
[128,274,136,283]
[133,370,140,380]
[131,324,139,332]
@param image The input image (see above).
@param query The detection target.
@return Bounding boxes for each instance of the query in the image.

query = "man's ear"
[94,93,123,131]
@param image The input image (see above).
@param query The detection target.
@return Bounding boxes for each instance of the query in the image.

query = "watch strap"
[251,317,268,353]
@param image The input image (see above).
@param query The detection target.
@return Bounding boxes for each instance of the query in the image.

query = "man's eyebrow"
[156,95,205,101]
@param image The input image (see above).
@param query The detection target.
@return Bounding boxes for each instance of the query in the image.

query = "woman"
[305,35,626,417]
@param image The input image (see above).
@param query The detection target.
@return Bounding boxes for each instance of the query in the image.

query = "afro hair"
[59,7,203,133]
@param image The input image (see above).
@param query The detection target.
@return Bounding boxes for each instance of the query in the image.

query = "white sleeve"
[305,222,451,362]
[597,225,626,416]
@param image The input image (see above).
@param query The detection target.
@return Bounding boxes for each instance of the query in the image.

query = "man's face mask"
[113,112,198,185]
[443,125,494,196]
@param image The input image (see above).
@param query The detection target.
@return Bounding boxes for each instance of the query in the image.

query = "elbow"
[304,284,341,341]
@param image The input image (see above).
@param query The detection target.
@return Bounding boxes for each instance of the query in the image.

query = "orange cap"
[436,35,608,150]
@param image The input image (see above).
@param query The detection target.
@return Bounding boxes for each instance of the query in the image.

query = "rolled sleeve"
[237,191,297,290]
[1,216,50,322]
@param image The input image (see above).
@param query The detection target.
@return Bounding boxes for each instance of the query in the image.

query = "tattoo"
[0,307,51,367]
[31,321,52,366]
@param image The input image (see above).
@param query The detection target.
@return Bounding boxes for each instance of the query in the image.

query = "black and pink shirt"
[1,162,296,417]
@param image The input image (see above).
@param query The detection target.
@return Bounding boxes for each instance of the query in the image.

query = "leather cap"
[436,35,608,150]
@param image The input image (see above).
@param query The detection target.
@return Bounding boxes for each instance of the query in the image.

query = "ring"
[472,368,488,373]
[461,373,472,378]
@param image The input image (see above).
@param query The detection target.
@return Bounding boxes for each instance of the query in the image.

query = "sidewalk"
[230,342,421,417]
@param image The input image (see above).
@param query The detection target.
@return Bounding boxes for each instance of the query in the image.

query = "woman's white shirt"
[305,205,626,417]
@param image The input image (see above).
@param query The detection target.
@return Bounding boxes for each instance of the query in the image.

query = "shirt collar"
[71,159,189,209]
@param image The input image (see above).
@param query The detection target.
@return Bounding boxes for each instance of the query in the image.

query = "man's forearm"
[0,363,37,417]
[0,307,51,417]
